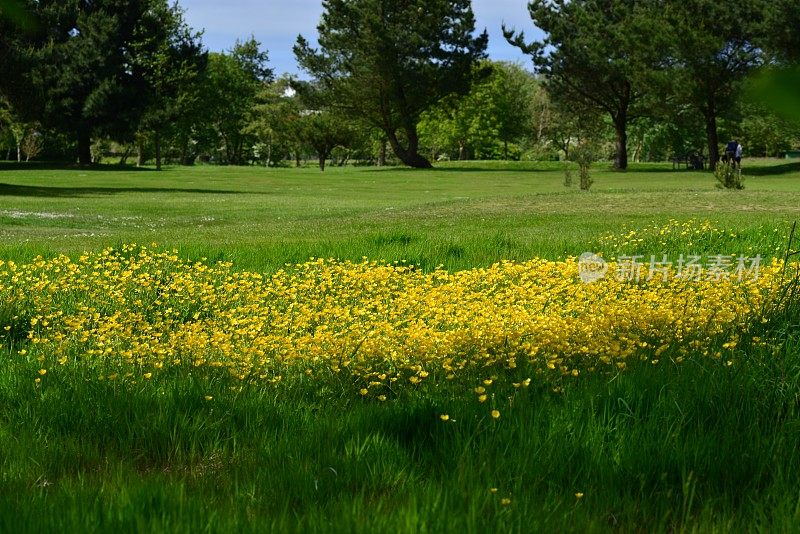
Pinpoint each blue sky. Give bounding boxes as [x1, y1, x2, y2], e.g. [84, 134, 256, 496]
[179, 0, 542, 76]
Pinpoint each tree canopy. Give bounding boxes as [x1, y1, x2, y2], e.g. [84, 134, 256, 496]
[505, 0, 669, 170]
[295, 0, 488, 168]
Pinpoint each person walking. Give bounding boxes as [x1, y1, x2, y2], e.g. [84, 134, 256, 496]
[735, 141, 743, 169]
[724, 140, 737, 165]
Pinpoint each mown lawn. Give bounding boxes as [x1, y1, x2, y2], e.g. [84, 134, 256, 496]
[1, 160, 800, 533]
[1, 159, 799, 269]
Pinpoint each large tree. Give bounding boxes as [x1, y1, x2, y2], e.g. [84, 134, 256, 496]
[201, 38, 273, 165]
[663, 0, 765, 169]
[132, 1, 206, 170]
[27, 0, 200, 165]
[506, 0, 667, 170]
[294, 0, 488, 169]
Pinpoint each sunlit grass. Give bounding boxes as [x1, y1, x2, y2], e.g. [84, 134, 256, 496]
[1, 161, 800, 532]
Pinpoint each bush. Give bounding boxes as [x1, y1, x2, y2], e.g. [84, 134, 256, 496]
[570, 141, 596, 191]
[715, 161, 744, 190]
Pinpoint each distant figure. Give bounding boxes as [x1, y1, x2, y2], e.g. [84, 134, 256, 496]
[735, 141, 743, 169]
[724, 140, 738, 165]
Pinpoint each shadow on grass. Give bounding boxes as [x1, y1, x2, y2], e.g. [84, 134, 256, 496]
[0, 162, 156, 172]
[0, 183, 247, 198]
[366, 166, 555, 174]
[744, 162, 800, 176]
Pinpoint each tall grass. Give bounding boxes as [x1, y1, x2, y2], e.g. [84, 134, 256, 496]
[1, 321, 799, 532]
[2, 162, 800, 531]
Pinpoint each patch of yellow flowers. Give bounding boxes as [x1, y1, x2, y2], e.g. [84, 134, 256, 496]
[0, 243, 786, 400]
[599, 219, 787, 258]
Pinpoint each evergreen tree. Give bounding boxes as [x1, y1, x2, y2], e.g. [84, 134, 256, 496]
[295, 0, 488, 169]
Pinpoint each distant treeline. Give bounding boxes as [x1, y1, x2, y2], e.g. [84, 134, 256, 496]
[0, 0, 798, 170]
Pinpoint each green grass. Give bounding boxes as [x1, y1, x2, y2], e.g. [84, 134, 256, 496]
[1, 159, 799, 270]
[2, 159, 800, 532]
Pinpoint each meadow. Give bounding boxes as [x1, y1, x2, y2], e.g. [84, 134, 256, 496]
[1, 160, 800, 532]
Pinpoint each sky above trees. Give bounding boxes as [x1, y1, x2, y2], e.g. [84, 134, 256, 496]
[179, 0, 537, 74]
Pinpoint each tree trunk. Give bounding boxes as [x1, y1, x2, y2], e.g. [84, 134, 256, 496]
[378, 139, 387, 166]
[318, 148, 327, 172]
[504, 140, 509, 160]
[386, 127, 433, 169]
[77, 127, 92, 165]
[155, 132, 162, 171]
[16, 142, 21, 163]
[295, 150, 301, 167]
[118, 146, 132, 166]
[705, 112, 719, 171]
[137, 139, 145, 167]
[613, 117, 628, 170]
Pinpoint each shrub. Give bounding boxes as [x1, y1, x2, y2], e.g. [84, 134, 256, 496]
[715, 160, 744, 190]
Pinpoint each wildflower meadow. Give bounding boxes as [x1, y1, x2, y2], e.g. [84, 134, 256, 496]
[1, 161, 800, 532]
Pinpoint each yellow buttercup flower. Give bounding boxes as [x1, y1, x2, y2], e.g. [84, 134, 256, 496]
[0, 237, 789, 417]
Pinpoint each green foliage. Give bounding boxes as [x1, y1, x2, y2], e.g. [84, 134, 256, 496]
[738, 103, 800, 157]
[506, 0, 668, 170]
[131, 1, 205, 170]
[294, 109, 357, 172]
[200, 39, 273, 165]
[714, 160, 744, 190]
[562, 165, 573, 187]
[571, 142, 597, 191]
[760, 0, 800, 62]
[19, 0, 207, 165]
[747, 67, 800, 126]
[295, 0, 487, 168]
[247, 77, 302, 167]
[419, 61, 539, 161]
[663, 0, 766, 170]
[0, 0, 35, 29]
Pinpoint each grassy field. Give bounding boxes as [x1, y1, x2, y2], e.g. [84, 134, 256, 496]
[2, 160, 800, 533]
[2, 160, 800, 269]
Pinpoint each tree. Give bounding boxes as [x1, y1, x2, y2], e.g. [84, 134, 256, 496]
[663, 0, 765, 170]
[295, 0, 488, 169]
[295, 110, 356, 171]
[418, 61, 539, 161]
[132, 1, 206, 170]
[738, 104, 800, 157]
[290, 81, 356, 171]
[30, 1, 145, 163]
[202, 38, 273, 165]
[492, 62, 539, 159]
[418, 67, 500, 161]
[506, 0, 667, 170]
[246, 76, 302, 167]
[26, 0, 204, 165]
[0, 97, 24, 161]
